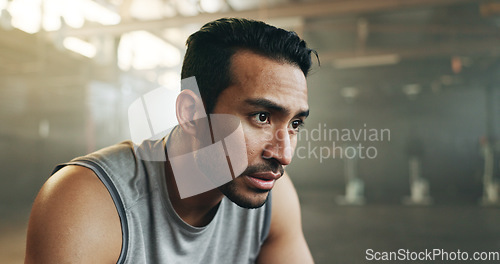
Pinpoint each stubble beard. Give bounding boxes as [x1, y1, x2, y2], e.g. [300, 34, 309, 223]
[218, 161, 284, 209]
[193, 144, 283, 209]
[218, 178, 270, 209]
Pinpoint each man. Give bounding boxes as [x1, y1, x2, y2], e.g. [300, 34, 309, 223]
[25, 18, 315, 263]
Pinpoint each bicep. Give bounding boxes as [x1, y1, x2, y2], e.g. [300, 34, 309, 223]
[256, 172, 314, 264]
[25, 165, 121, 264]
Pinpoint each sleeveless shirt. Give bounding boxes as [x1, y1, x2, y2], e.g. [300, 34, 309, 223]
[52, 136, 272, 264]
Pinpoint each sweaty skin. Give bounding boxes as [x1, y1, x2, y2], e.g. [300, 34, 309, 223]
[25, 50, 314, 264]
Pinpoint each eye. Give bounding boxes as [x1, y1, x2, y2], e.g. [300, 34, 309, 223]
[252, 112, 270, 124]
[288, 120, 304, 132]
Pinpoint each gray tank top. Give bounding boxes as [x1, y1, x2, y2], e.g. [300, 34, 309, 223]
[52, 136, 272, 264]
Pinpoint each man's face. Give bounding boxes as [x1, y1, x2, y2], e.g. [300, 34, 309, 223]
[211, 50, 309, 208]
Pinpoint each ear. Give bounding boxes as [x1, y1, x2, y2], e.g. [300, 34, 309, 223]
[176, 89, 207, 136]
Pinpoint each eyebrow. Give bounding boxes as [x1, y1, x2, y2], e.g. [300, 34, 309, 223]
[244, 98, 309, 118]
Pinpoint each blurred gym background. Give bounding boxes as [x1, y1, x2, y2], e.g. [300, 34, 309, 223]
[1, 0, 500, 263]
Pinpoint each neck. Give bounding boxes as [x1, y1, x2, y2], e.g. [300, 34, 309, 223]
[164, 127, 224, 227]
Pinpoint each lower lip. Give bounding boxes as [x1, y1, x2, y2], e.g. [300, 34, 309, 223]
[245, 176, 275, 190]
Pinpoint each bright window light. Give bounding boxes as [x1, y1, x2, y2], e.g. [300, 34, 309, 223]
[226, 0, 258, 11]
[44, 0, 120, 31]
[0, 0, 7, 10]
[130, 0, 164, 20]
[8, 0, 41, 34]
[158, 71, 181, 91]
[176, 0, 198, 16]
[118, 31, 181, 71]
[82, 0, 120, 25]
[43, 0, 63, 31]
[62, 0, 85, 28]
[63, 37, 97, 58]
[200, 0, 223, 13]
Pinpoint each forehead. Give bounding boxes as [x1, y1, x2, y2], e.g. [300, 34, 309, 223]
[216, 50, 308, 112]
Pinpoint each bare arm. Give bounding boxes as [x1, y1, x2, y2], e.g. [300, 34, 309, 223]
[256, 172, 314, 264]
[25, 165, 122, 264]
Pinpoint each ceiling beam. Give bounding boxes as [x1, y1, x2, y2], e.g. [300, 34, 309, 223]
[119, 0, 134, 21]
[0, 74, 89, 89]
[305, 23, 500, 36]
[319, 37, 500, 62]
[54, 0, 488, 37]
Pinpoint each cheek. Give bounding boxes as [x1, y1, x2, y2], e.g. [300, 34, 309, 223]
[244, 134, 263, 160]
[290, 137, 299, 159]
[290, 135, 298, 149]
[242, 129, 270, 160]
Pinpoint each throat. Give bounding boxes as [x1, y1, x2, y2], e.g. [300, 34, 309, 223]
[175, 200, 222, 227]
[163, 129, 225, 227]
[164, 161, 224, 227]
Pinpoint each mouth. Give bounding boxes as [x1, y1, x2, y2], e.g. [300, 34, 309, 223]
[244, 171, 281, 190]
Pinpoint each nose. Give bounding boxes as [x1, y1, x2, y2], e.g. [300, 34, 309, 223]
[262, 128, 292, 166]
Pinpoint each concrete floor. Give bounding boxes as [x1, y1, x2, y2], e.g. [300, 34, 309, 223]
[301, 190, 500, 264]
[3, 188, 500, 263]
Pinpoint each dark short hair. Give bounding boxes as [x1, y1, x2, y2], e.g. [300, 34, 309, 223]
[181, 17, 316, 114]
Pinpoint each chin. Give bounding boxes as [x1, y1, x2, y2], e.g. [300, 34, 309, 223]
[218, 179, 270, 209]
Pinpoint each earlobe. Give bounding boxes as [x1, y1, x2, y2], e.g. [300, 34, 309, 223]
[176, 89, 206, 136]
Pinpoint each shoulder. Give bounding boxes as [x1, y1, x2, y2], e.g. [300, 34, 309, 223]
[269, 172, 302, 239]
[256, 171, 314, 263]
[25, 165, 122, 264]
